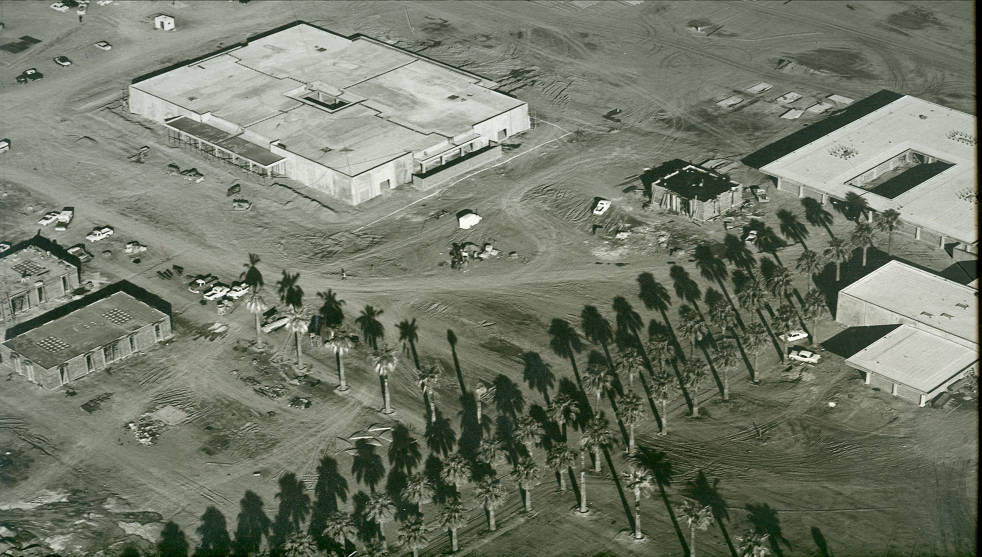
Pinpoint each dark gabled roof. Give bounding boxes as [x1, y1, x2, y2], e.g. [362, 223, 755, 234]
[741, 89, 905, 169]
[642, 159, 739, 202]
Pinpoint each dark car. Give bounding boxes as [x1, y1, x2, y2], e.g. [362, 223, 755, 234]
[16, 68, 44, 83]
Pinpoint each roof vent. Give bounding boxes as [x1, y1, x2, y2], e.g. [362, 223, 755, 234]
[946, 130, 977, 146]
[956, 302, 969, 309]
[919, 311, 933, 317]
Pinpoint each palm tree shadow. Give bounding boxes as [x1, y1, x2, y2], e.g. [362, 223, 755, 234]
[601, 446, 634, 528]
[811, 526, 833, 557]
[457, 392, 483, 462]
[634, 445, 689, 556]
[684, 470, 738, 557]
[634, 365, 663, 431]
[700, 344, 725, 397]
[746, 502, 792, 557]
[447, 329, 465, 395]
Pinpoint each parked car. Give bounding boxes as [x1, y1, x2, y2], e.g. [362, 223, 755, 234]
[67, 244, 93, 263]
[743, 230, 758, 244]
[16, 68, 44, 84]
[124, 241, 147, 255]
[203, 284, 230, 301]
[188, 275, 217, 294]
[85, 226, 114, 242]
[788, 349, 821, 364]
[226, 282, 250, 300]
[53, 56, 72, 67]
[50, 2, 70, 12]
[38, 211, 61, 226]
[780, 330, 809, 343]
[94, 41, 112, 51]
[0, 242, 10, 254]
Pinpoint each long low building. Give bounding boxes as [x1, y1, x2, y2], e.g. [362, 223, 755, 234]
[744, 91, 977, 257]
[129, 21, 530, 205]
[1, 281, 172, 389]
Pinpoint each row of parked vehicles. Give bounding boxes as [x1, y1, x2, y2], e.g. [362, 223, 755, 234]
[187, 275, 251, 302]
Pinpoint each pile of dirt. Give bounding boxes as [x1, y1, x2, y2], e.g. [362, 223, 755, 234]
[125, 415, 165, 446]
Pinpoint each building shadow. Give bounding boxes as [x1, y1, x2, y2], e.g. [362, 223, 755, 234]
[821, 324, 900, 358]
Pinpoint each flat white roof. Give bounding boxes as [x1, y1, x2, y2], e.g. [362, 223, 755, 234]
[840, 260, 978, 345]
[760, 95, 977, 244]
[846, 325, 978, 393]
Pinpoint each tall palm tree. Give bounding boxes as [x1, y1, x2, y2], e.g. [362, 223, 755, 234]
[623, 466, 654, 540]
[843, 191, 870, 222]
[397, 515, 428, 557]
[513, 457, 541, 512]
[245, 292, 267, 348]
[677, 305, 709, 358]
[241, 253, 264, 290]
[772, 305, 797, 361]
[372, 345, 399, 414]
[801, 197, 834, 237]
[677, 498, 714, 557]
[280, 533, 319, 557]
[707, 296, 737, 340]
[322, 511, 356, 553]
[764, 263, 794, 306]
[851, 221, 875, 267]
[875, 208, 901, 257]
[776, 209, 809, 249]
[670, 265, 703, 315]
[327, 332, 353, 391]
[794, 249, 824, 280]
[631, 445, 689, 556]
[584, 360, 614, 409]
[514, 415, 544, 459]
[714, 338, 738, 402]
[316, 289, 345, 340]
[440, 453, 471, 495]
[615, 349, 644, 389]
[287, 306, 308, 368]
[416, 363, 442, 423]
[401, 473, 434, 514]
[580, 415, 613, 473]
[397, 319, 421, 369]
[356, 306, 385, 350]
[276, 270, 303, 309]
[682, 358, 708, 417]
[547, 393, 580, 441]
[365, 492, 394, 544]
[546, 445, 577, 492]
[650, 365, 676, 435]
[800, 289, 828, 345]
[736, 278, 768, 325]
[742, 322, 768, 383]
[576, 440, 590, 513]
[548, 318, 584, 384]
[581, 304, 615, 368]
[737, 531, 772, 557]
[475, 476, 506, 531]
[723, 234, 756, 272]
[823, 237, 852, 282]
[616, 391, 644, 453]
[438, 497, 466, 553]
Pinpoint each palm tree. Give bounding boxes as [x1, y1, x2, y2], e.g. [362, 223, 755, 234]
[851, 221, 875, 267]
[764, 263, 794, 306]
[438, 497, 466, 553]
[824, 237, 852, 282]
[677, 304, 710, 357]
[616, 391, 644, 453]
[670, 265, 703, 314]
[623, 466, 654, 540]
[794, 249, 824, 281]
[682, 358, 708, 417]
[440, 453, 471, 495]
[650, 365, 676, 435]
[401, 473, 434, 514]
[475, 476, 506, 531]
[801, 197, 834, 237]
[397, 516, 428, 557]
[737, 531, 772, 557]
[772, 305, 797, 361]
[800, 289, 828, 344]
[631, 445, 688, 556]
[276, 271, 303, 309]
[875, 208, 901, 257]
[245, 292, 267, 348]
[684, 470, 737, 557]
[843, 191, 870, 222]
[241, 253, 264, 290]
[707, 296, 737, 340]
[548, 318, 584, 383]
[322, 511, 356, 553]
[356, 305, 386, 351]
[514, 415, 544, 459]
[584, 360, 614, 409]
[513, 457, 541, 512]
[547, 393, 580, 441]
[397, 319, 421, 369]
[416, 363, 442, 423]
[615, 349, 644, 389]
[736, 278, 768, 325]
[580, 415, 613, 473]
[546, 445, 577, 492]
[677, 498, 714, 557]
[776, 209, 809, 249]
[327, 333, 353, 391]
[316, 289, 345, 339]
[714, 338, 738, 402]
[478, 437, 501, 468]
[581, 304, 616, 368]
[742, 322, 768, 383]
[365, 493, 394, 544]
[723, 234, 756, 272]
[576, 441, 590, 513]
[372, 345, 399, 414]
[287, 306, 308, 368]
[280, 533, 319, 557]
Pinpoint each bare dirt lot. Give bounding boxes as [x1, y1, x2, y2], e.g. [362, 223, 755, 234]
[0, 1, 976, 556]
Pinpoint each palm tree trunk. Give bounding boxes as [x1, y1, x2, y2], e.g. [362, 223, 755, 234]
[634, 495, 642, 539]
[295, 331, 303, 366]
[559, 469, 567, 491]
[336, 352, 348, 390]
[887, 231, 894, 257]
[835, 262, 841, 282]
[659, 400, 668, 435]
[659, 482, 690, 555]
[413, 548, 419, 557]
[812, 317, 819, 346]
[691, 526, 697, 557]
[722, 367, 730, 401]
[593, 449, 601, 473]
[628, 423, 635, 453]
[579, 454, 588, 512]
[525, 487, 532, 512]
[382, 377, 393, 414]
[451, 528, 458, 552]
[254, 312, 262, 347]
[488, 506, 496, 531]
[862, 246, 868, 267]
[752, 350, 760, 383]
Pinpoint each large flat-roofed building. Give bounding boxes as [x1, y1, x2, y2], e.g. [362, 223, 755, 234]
[1, 281, 172, 390]
[129, 22, 530, 205]
[1, 235, 81, 326]
[744, 91, 977, 257]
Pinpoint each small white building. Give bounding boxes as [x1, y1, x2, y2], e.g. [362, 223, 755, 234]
[154, 14, 175, 31]
[457, 211, 482, 230]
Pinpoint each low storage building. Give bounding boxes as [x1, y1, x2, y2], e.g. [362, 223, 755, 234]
[641, 159, 743, 221]
[1, 281, 172, 389]
[0, 234, 81, 326]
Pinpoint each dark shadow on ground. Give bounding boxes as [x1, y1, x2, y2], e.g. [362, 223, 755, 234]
[821, 324, 900, 358]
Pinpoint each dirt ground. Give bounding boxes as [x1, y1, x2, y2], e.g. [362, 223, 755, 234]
[0, 1, 976, 556]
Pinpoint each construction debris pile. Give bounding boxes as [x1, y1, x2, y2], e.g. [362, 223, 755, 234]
[126, 414, 166, 446]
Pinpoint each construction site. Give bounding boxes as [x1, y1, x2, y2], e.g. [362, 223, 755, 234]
[0, 2, 976, 556]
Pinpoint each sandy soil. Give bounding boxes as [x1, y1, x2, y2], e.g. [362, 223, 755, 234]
[0, 1, 976, 556]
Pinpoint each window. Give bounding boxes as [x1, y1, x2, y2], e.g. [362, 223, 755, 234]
[129, 335, 137, 352]
[103, 342, 118, 364]
[85, 353, 94, 372]
[154, 323, 163, 341]
[379, 179, 391, 190]
[496, 128, 508, 141]
[10, 294, 27, 315]
[25, 362, 34, 382]
[13, 354, 22, 373]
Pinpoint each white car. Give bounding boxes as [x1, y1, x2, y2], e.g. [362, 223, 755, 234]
[0, 242, 10, 254]
[50, 2, 70, 12]
[124, 241, 147, 255]
[226, 283, 250, 300]
[53, 56, 72, 67]
[780, 330, 809, 343]
[203, 284, 230, 301]
[789, 349, 821, 364]
[261, 316, 290, 334]
[38, 211, 61, 226]
[592, 198, 611, 216]
[85, 226, 114, 242]
[188, 275, 216, 294]
[94, 41, 112, 51]
[744, 230, 758, 244]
